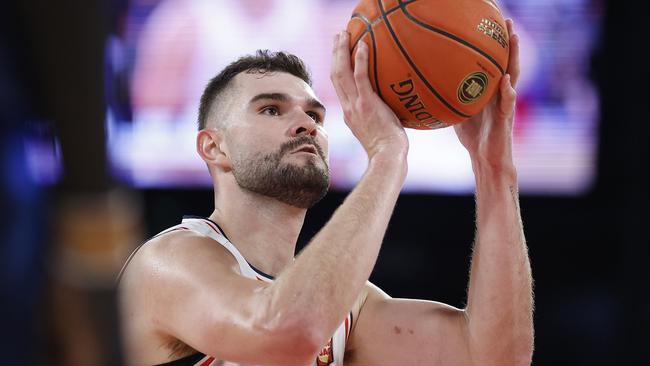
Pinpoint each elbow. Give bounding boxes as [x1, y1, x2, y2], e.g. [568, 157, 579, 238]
[279, 323, 324, 365]
[511, 353, 533, 366]
[497, 336, 534, 366]
[257, 319, 324, 366]
[195, 297, 323, 365]
[479, 350, 533, 366]
[514, 336, 534, 366]
[511, 324, 535, 366]
[198, 315, 322, 366]
[469, 330, 534, 366]
[251, 303, 326, 366]
[253, 289, 330, 365]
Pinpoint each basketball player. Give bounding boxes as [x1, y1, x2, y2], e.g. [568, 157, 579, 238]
[119, 19, 533, 366]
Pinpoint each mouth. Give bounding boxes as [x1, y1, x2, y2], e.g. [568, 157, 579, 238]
[292, 144, 318, 156]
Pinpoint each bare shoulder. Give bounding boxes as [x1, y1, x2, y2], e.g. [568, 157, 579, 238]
[120, 229, 240, 289]
[345, 282, 386, 352]
[118, 229, 241, 364]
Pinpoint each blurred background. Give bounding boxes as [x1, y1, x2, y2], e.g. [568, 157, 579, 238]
[1, 0, 647, 365]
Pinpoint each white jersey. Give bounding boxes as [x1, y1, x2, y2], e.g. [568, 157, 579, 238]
[152, 216, 353, 366]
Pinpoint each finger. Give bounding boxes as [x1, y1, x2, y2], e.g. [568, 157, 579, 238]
[331, 32, 339, 59]
[330, 31, 358, 104]
[353, 41, 375, 97]
[330, 32, 349, 105]
[498, 74, 517, 117]
[338, 31, 359, 100]
[505, 19, 521, 88]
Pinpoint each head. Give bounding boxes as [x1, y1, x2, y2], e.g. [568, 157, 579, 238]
[197, 50, 330, 209]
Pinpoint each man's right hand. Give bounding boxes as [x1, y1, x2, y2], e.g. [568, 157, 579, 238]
[330, 31, 409, 161]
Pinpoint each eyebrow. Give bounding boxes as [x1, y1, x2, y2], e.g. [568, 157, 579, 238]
[249, 92, 326, 113]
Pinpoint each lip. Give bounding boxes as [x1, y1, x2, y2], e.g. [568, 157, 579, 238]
[291, 145, 318, 156]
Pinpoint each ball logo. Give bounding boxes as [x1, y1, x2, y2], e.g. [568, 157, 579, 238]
[458, 72, 488, 104]
[477, 18, 508, 49]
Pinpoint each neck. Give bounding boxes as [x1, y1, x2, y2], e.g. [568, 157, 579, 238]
[209, 185, 306, 278]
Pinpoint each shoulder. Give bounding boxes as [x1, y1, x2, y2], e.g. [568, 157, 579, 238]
[119, 229, 241, 293]
[343, 282, 386, 360]
[143, 229, 234, 261]
[364, 281, 390, 301]
[357, 281, 390, 312]
[118, 228, 245, 354]
[347, 281, 388, 336]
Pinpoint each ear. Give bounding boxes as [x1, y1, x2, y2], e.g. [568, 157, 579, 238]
[196, 129, 232, 172]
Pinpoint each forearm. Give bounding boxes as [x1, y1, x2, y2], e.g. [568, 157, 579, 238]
[465, 162, 533, 365]
[267, 151, 407, 343]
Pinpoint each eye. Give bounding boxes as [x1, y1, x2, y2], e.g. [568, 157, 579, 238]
[261, 106, 280, 116]
[307, 111, 323, 124]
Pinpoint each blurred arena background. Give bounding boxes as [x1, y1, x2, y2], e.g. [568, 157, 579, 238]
[1, 0, 648, 364]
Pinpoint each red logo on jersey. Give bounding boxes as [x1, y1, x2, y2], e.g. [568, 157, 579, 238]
[316, 338, 334, 366]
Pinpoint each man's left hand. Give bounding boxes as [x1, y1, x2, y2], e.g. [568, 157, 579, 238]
[454, 19, 520, 171]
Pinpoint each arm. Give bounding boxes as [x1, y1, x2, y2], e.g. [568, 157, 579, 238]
[261, 30, 409, 354]
[122, 31, 408, 366]
[462, 145, 533, 366]
[458, 20, 533, 366]
[344, 20, 533, 366]
[344, 282, 472, 366]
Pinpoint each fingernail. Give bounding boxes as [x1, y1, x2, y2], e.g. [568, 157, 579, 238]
[340, 30, 347, 39]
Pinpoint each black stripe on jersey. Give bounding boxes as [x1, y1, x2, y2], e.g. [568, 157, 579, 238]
[209, 219, 229, 240]
[249, 262, 276, 280]
[183, 215, 274, 280]
[153, 352, 205, 366]
[182, 215, 231, 240]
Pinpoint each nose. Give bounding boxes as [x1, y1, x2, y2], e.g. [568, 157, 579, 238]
[290, 111, 318, 138]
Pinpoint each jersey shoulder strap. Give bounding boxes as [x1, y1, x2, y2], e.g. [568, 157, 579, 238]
[179, 216, 272, 282]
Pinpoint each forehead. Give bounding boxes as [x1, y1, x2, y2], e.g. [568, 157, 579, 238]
[233, 71, 319, 102]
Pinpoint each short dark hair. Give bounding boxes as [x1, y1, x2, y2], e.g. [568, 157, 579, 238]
[197, 50, 312, 130]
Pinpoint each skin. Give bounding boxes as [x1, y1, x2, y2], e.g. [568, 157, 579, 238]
[119, 19, 532, 366]
[342, 20, 533, 366]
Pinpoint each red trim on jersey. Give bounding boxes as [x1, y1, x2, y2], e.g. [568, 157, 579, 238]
[201, 219, 222, 236]
[256, 275, 269, 282]
[345, 316, 350, 341]
[197, 356, 215, 366]
[165, 227, 190, 233]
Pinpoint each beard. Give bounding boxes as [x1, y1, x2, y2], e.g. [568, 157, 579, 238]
[231, 136, 330, 209]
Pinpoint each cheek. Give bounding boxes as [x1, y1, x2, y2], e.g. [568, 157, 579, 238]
[228, 127, 270, 156]
[241, 139, 284, 164]
[316, 127, 329, 156]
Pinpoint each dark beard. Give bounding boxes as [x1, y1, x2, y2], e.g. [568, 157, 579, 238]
[231, 136, 330, 208]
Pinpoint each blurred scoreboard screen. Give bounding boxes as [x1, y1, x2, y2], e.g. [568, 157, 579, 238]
[34, 0, 602, 194]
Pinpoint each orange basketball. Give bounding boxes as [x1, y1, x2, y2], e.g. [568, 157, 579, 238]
[347, 0, 510, 129]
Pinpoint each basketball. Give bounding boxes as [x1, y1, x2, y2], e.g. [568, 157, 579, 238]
[346, 0, 510, 129]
